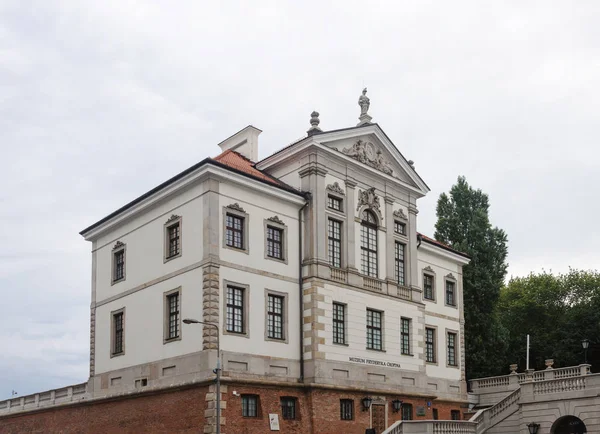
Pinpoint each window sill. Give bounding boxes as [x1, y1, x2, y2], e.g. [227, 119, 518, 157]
[366, 348, 386, 353]
[445, 304, 458, 309]
[110, 352, 124, 358]
[333, 342, 349, 347]
[164, 253, 182, 263]
[423, 298, 436, 303]
[111, 278, 126, 286]
[265, 337, 288, 344]
[401, 353, 415, 357]
[163, 336, 181, 344]
[425, 361, 438, 366]
[224, 330, 250, 339]
[223, 244, 249, 255]
[265, 255, 288, 265]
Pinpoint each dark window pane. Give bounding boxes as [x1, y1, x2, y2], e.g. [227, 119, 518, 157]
[226, 214, 244, 249]
[242, 395, 258, 417]
[328, 196, 342, 211]
[360, 211, 378, 277]
[401, 318, 411, 355]
[402, 404, 413, 421]
[447, 332, 457, 366]
[113, 312, 124, 354]
[267, 295, 284, 340]
[340, 399, 353, 420]
[426, 328, 436, 363]
[167, 223, 180, 258]
[394, 221, 406, 235]
[114, 250, 125, 281]
[446, 281, 456, 306]
[267, 226, 284, 259]
[328, 219, 342, 268]
[366, 309, 382, 350]
[281, 397, 296, 420]
[333, 303, 346, 344]
[166, 292, 179, 339]
[423, 274, 434, 300]
[395, 242, 405, 285]
[226, 286, 244, 334]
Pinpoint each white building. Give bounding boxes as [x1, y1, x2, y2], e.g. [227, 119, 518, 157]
[75, 92, 470, 433]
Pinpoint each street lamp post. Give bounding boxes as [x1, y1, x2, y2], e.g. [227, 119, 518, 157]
[582, 339, 590, 364]
[183, 318, 220, 434]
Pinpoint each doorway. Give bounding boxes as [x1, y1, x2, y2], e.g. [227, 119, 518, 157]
[371, 404, 386, 434]
[551, 415, 587, 434]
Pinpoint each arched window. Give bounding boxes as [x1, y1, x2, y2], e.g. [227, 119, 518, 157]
[360, 209, 378, 277]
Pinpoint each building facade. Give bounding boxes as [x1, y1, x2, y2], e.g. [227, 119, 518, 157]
[1, 93, 471, 434]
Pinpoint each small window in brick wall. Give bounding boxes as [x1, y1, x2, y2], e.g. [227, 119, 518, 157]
[340, 399, 353, 420]
[451, 410, 461, 420]
[281, 397, 297, 420]
[242, 395, 258, 417]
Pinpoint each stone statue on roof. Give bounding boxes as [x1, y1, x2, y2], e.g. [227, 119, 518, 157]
[358, 88, 370, 115]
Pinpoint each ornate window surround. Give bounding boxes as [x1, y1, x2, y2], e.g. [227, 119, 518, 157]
[222, 280, 250, 339]
[263, 216, 288, 264]
[164, 214, 182, 263]
[444, 273, 458, 308]
[163, 287, 182, 344]
[223, 203, 249, 255]
[111, 241, 126, 285]
[422, 266, 436, 303]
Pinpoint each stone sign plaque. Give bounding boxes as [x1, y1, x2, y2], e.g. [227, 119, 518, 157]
[269, 413, 280, 431]
[416, 406, 426, 416]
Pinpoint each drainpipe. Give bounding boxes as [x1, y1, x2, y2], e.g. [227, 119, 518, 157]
[298, 193, 311, 382]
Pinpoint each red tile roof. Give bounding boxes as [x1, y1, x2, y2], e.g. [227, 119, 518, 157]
[213, 149, 283, 186]
[418, 233, 470, 259]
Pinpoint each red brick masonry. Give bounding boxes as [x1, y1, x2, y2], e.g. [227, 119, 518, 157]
[0, 383, 464, 434]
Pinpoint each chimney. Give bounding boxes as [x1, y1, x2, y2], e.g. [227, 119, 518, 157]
[216, 125, 262, 162]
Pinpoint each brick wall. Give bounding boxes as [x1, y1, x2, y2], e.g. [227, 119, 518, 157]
[0, 385, 208, 434]
[0, 382, 464, 434]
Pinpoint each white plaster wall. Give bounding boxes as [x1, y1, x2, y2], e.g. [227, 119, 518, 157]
[219, 182, 300, 276]
[320, 282, 421, 372]
[94, 267, 204, 374]
[417, 248, 462, 320]
[94, 182, 205, 303]
[423, 314, 462, 381]
[219, 265, 300, 359]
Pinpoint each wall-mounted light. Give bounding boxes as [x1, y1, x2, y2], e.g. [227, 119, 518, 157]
[391, 399, 403, 413]
[361, 396, 373, 411]
[582, 339, 590, 364]
[527, 422, 540, 434]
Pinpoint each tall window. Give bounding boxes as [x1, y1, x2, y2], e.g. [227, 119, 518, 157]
[267, 294, 284, 340]
[328, 219, 342, 268]
[113, 249, 125, 282]
[226, 286, 244, 334]
[280, 397, 297, 420]
[446, 280, 456, 306]
[166, 222, 180, 258]
[113, 311, 124, 355]
[394, 220, 406, 235]
[266, 226, 283, 260]
[340, 399, 353, 420]
[333, 303, 346, 345]
[328, 195, 342, 211]
[166, 292, 180, 340]
[242, 395, 258, 417]
[366, 309, 383, 350]
[401, 318, 411, 355]
[426, 327, 436, 363]
[451, 410, 461, 420]
[423, 274, 434, 300]
[395, 242, 405, 285]
[447, 332, 457, 366]
[360, 210, 378, 277]
[402, 403, 413, 421]
[225, 213, 244, 249]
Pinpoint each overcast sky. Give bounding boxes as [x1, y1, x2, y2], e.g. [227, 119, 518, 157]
[1, 1, 599, 399]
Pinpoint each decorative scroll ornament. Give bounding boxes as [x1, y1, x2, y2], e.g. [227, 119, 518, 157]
[112, 241, 125, 250]
[424, 266, 435, 273]
[166, 214, 180, 223]
[226, 203, 246, 213]
[393, 209, 408, 220]
[445, 273, 456, 280]
[356, 187, 381, 212]
[326, 182, 345, 196]
[342, 140, 393, 176]
[267, 216, 285, 225]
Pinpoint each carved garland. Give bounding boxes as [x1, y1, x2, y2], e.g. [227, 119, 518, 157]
[356, 187, 381, 213]
[226, 203, 246, 213]
[326, 182, 345, 196]
[267, 216, 285, 226]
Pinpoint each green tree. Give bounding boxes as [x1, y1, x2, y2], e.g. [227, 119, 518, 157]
[434, 176, 509, 379]
[498, 269, 600, 371]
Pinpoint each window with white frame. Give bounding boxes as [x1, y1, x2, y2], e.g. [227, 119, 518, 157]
[267, 294, 284, 340]
[446, 280, 456, 306]
[401, 318, 411, 355]
[225, 213, 245, 249]
[328, 219, 342, 268]
[425, 327, 436, 363]
[395, 242, 406, 285]
[111, 309, 124, 356]
[423, 273, 435, 300]
[394, 220, 406, 235]
[360, 210, 378, 277]
[333, 302, 346, 345]
[366, 309, 383, 350]
[328, 195, 342, 211]
[165, 218, 181, 260]
[447, 332, 458, 366]
[266, 226, 284, 260]
[165, 291, 180, 341]
[226, 285, 245, 334]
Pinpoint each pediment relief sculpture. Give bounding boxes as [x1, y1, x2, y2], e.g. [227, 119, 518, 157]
[326, 182, 345, 196]
[445, 273, 456, 280]
[357, 187, 381, 213]
[166, 214, 180, 223]
[423, 266, 435, 274]
[112, 241, 125, 250]
[341, 140, 393, 176]
[393, 209, 408, 220]
[226, 203, 246, 213]
[267, 215, 285, 225]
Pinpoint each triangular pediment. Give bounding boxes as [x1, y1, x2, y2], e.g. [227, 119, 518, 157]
[315, 125, 429, 194]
